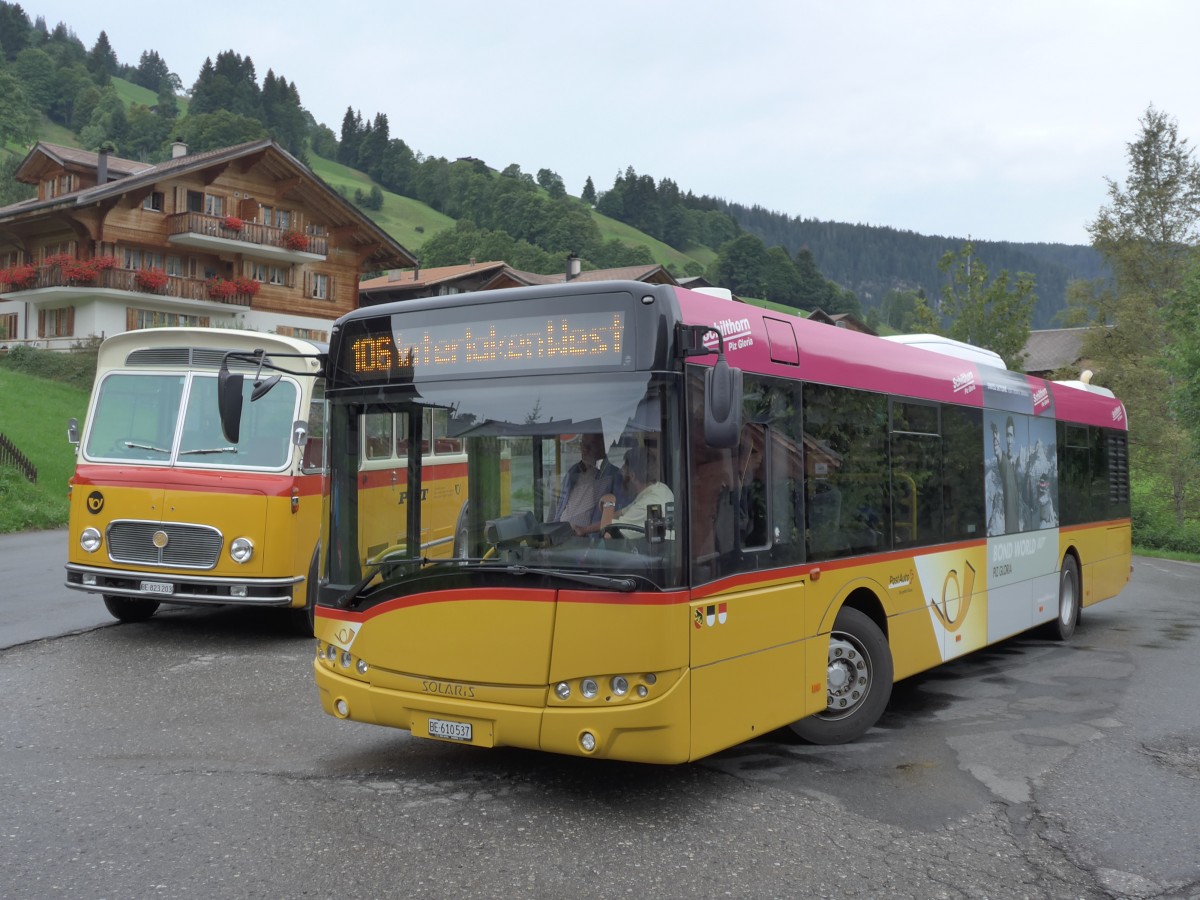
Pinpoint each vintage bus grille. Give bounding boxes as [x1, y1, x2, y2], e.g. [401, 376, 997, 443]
[106, 521, 223, 569]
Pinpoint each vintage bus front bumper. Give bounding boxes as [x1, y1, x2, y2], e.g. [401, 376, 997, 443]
[312, 658, 694, 764]
[65, 563, 304, 607]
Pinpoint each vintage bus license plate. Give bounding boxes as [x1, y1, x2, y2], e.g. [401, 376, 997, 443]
[427, 717, 472, 742]
[139, 580, 175, 595]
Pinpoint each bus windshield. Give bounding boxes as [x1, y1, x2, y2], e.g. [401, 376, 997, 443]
[326, 371, 685, 601]
[83, 371, 300, 469]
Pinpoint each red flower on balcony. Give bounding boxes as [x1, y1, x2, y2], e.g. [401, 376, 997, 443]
[282, 230, 309, 251]
[0, 264, 38, 289]
[207, 277, 238, 300]
[222, 216, 245, 232]
[135, 268, 169, 293]
[233, 276, 261, 297]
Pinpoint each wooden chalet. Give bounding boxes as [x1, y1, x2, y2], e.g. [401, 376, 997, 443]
[359, 256, 678, 307]
[0, 139, 415, 348]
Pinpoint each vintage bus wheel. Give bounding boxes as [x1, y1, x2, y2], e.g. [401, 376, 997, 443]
[1045, 555, 1080, 641]
[789, 606, 893, 745]
[102, 594, 159, 623]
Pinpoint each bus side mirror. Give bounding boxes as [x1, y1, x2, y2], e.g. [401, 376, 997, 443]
[67, 417, 79, 445]
[217, 363, 244, 444]
[704, 358, 742, 448]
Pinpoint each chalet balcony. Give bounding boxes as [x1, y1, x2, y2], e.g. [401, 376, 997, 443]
[0, 262, 257, 307]
[166, 212, 328, 262]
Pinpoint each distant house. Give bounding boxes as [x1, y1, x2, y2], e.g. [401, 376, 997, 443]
[1022, 327, 1091, 377]
[360, 256, 678, 306]
[359, 260, 509, 306]
[0, 139, 415, 348]
[807, 308, 877, 336]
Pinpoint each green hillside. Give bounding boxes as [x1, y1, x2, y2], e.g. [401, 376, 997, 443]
[0, 366, 91, 533]
[306, 155, 453, 253]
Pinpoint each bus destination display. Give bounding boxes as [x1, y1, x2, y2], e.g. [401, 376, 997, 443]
[342, 309, 627, 381]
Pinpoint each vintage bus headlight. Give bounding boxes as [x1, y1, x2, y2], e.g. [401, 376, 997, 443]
[580, 678, 599, 699]
[80, 527, 102, 553]
[229, 537, 254, 564]
[610, 676, 629, 697]
[555, 682, 571, 700]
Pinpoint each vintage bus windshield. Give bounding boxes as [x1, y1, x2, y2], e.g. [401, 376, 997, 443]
[84, 371, 300, 469]
[326, 371, 685, 599]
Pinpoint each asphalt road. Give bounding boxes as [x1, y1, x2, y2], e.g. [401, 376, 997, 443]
[1, 535, 1197, 899]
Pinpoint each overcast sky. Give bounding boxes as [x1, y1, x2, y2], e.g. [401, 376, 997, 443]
[34, 0, 1200, 246]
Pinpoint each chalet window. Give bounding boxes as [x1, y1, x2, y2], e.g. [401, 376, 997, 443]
[123, 248, 142, 270]
[39, 307, 75, 338]
[204, 194, 224, 216]
[311, 273, 329, 300]
[250, 262, 267, 283]
[276, 209, 290, 229]
[268, 265, 287, 286]
[1, 313, 18, 341]
[143, 191, 165, 212]
[187, 190, 204, 213]
[130, 308, 210, 329]
[165, 256, 184, 278]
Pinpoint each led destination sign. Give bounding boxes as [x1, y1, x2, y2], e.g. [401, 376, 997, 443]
[341, 309, 628, 381]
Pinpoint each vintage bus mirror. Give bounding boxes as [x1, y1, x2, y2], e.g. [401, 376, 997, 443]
[704, 356, 742, 448]
[67, 417, 79, 445]
[217, 362, 244, 445]
[251, 374, 281, 401]
[291, 420, 309, 447]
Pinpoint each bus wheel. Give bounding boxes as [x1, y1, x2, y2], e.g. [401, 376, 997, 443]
[102, 594, 159, 623]
[789, 606, 893, 745]
[1045, 555, 1080, 642]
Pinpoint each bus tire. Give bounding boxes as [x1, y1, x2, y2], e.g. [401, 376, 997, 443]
[102, 594, 159, 623]
[789, 606, 893, 745]
[287, 552, 320, 637]
[1045, 555, 1080, 642]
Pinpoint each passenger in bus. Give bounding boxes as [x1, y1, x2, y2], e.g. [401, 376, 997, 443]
[597, 444, 674, 534]
[555, 433, 623, 535]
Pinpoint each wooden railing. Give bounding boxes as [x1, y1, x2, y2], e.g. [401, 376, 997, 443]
[17, 265, 255, 307]
[166, 212, 328, 256]
[0, 433, 37, 483]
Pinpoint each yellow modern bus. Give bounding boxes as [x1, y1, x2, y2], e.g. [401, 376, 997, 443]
[259, 281, 1130, 762]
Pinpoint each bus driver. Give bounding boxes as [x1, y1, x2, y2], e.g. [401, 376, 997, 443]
[596, 444, 674, 535]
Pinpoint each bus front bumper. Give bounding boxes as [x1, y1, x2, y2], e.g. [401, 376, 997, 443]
[314, 661, 694, 764]
[65, 563, 303, 607]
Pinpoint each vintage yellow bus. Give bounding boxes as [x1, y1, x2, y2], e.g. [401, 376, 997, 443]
[275, 281, 1131, 762]
[64, 328, 327, 630]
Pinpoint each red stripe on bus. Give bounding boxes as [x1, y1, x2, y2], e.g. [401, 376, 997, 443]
[71, 464, 323, 497]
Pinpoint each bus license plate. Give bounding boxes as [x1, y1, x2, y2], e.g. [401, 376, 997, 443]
[428, 717, 472, 742]
[139, 580, 175, 595]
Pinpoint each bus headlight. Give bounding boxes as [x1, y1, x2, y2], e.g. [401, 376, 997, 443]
[580, 678, 599, 700]
[229, 537, 254, 564]
[80, 527, 102, 553]
[610, 675, 629, 696]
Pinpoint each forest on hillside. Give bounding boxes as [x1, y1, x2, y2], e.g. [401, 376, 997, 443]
[0, 1, 1102, 330]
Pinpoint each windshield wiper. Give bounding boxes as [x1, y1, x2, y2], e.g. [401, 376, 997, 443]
[471, 562, 637, 592]
[180, 446, 239, 455]
[332, 553, 426, 609]
[124, 441, 169, 453]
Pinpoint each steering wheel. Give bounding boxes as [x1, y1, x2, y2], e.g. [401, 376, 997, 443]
[603, 522, 645, 539]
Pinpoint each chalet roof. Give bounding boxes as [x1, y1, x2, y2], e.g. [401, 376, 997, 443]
[482, 263, 677, 290]
[0, 139, 416, 269]
[359, 260, 508, 294]
[1022, 327, 1089, 374]
[807, 308, 877, 335]
[17, 142, 151, 181]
